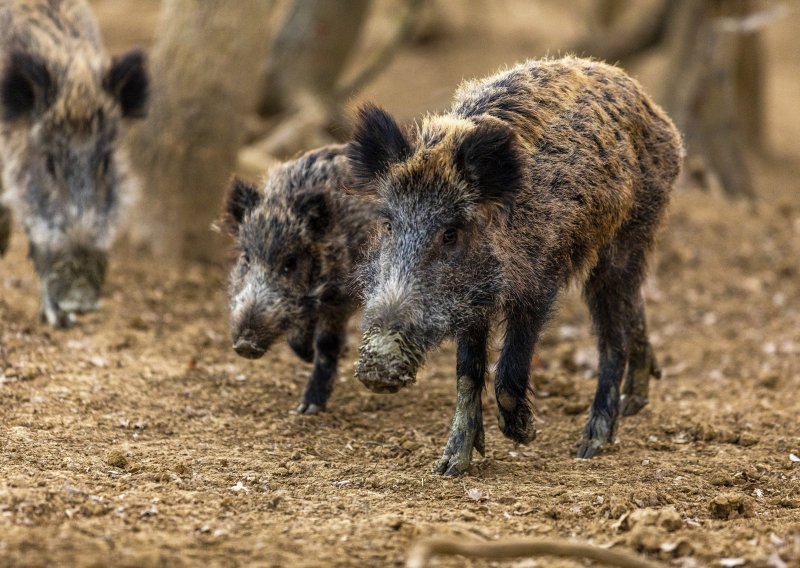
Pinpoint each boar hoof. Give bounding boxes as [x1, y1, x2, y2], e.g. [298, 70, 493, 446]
[41, 306, 75, 329]
[619, 394, 648, 416]
[295, 402, 324, 415]
[434, 415, 485, 476]
[577, 413, 616, 459]
[577, 438, 604, 459]
[497, 405, 537, 444]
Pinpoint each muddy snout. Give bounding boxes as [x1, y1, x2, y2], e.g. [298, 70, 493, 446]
[356, 328, 423, 393]
[41, 272, 104, 328]
[57, 278, 101, 314]
[231, 318, 281, 360]
[233, 340, 265, 359]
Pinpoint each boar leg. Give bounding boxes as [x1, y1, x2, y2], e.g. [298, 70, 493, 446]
[494, 307, 551, 446]
[619, 300, 660, 416]
[578, 248, 645, 458]
[435, 323, 489, 476]
[0, 204, 11, 256]
[296, 317, 345, 415]
[288, 319, 317, 363]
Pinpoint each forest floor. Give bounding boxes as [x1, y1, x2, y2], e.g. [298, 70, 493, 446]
[1, 1, 799, 567]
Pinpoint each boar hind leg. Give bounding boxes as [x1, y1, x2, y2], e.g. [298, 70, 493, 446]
[0, 204, 11, 256]
[435, 323, 489, 476]
[619, 300, 660, 416]
[296, 318, 345, 415]
[578, 246, 648, 458]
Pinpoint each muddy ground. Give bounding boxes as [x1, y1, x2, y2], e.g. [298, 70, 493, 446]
[1, 2, 799, 567]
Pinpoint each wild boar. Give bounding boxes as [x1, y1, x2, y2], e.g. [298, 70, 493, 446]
[225, 144, 377, 414]
[347, 57, 682, 474]
[0, 0, 148, 326]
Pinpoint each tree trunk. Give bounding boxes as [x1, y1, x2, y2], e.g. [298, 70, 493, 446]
[662, 0, 763, 198]
[247, 0, 424, 161]
[126, 0, 274, 263]
[256, 0, 371, 118]
[571, 0, 670, 65]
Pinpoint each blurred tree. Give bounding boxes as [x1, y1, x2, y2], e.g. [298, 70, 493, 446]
[573, 0, 672, 67]
[574, 0, 777, 198]
[127, 0, 275, 262]
[661, 0, 773, 198]
[246, 0, 424, 160]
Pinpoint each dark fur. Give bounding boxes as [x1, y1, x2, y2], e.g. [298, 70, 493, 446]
[0, 0, 148, 327]
[226, 144, 378, 414]
[348, 57, 682, 474]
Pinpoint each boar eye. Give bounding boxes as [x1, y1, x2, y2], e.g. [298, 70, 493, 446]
[283, 255, 297, 274]
[242, 251, 251, 266]
[442, 226, 458, 246]
[45, 154, 56, 177]
[383, 220, 392, 234]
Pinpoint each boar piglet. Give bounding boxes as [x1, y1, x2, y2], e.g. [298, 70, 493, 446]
[225, 145, 377, 414]
[0, 0, 148, 327]
[347, 57, 682, 475]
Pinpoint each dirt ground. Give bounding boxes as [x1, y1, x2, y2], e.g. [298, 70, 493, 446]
[2, 2, 800, 567]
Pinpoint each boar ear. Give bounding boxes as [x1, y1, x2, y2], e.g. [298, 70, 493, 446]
[455, 122, 523, 211]
[0, 51, 53, 121]
[225, 176, 261, 231]
[294, 190, 330, 235]
[346, 103, 411, 193]
[104, 49, 149, 119]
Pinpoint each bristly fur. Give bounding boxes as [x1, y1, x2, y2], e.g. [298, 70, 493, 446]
[348, 56, 683, 474]
[226, 144, 378, 414]
[0, 0, 149, 327]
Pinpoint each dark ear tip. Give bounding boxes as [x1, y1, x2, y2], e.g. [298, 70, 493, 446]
[224, 175, 261, 229]
[1, 50, 52, 121]
[228, 174, 254, 193]
[106, 48, 149, 119]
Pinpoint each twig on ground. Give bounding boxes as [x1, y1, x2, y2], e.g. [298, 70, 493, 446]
[406, 537, 663, 568]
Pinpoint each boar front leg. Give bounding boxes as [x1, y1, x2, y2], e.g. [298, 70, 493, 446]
[288, 318, 317, 363]
[0, 204, 11, 256]
[296, 315, 345, 415]
[435, 322, 489, 476]
[494, 304, 552, 446]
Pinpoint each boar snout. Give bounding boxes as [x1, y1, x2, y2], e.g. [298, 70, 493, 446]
[356, 326, 425, 393]
[57, 278, 101, 314]
[230, 317, 280, 359]
[232, 333, 267, 359]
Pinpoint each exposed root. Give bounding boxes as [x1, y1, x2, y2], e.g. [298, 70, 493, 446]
[406, 537, 662, 568]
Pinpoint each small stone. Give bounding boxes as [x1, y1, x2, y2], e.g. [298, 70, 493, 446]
[658, 506, 682, 532]
[737, 432, 759, 447]
[710, 472, 733, 487]
[709, 493, 754, 519]
[562, 400, 589, 415]
[106, 449, 128, 469]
